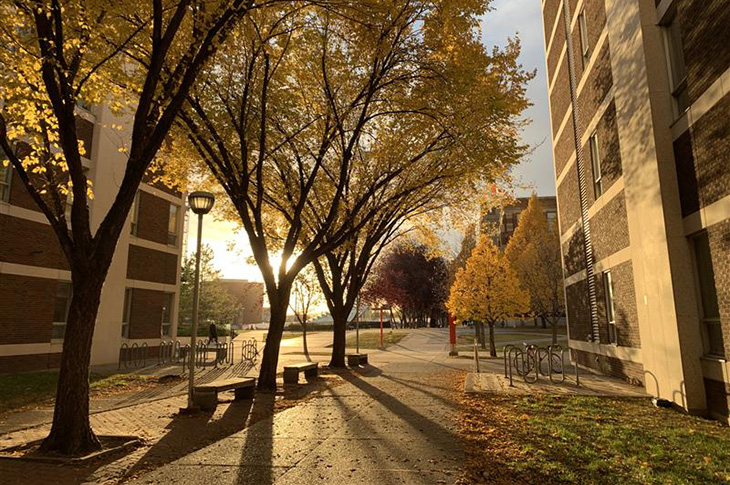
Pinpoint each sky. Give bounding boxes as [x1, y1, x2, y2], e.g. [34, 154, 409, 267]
[186, 0, 555, 282]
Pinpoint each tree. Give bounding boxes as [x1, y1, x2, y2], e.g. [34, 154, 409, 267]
[364, 242, 450, 328]
[505, 195, 565, 343]
[179, 245, 236, 332]
[448, 235, 528, 356]
[0, 0, 255, 454]
[175, 1, 531, 389]
[289, 267, 321, 358]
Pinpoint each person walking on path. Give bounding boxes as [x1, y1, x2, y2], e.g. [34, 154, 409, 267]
[208, 323, 218, 344]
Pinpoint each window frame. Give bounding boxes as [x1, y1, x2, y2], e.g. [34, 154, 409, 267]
[661, 7, 689, 118]
[690, 231, 723, 357]
[52, 281, 72, 341]
[122, 288, 133, 339]
[603, 270, 617, 345]
[0, 160, 11, 203]
[589, 131, 603, 198]
[167, 204, 179, 247]
[161, 292, 174, 338]
[578, 10, 589, 67]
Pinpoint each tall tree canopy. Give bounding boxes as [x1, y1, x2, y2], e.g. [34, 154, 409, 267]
[505, 195, 565, 343]
[448, 234, 528, 356]
[0, 0, 255, 454]
[173, 0, 532, 389]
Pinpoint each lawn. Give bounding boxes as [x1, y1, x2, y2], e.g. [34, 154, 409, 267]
[458, 391, 730, 484]
[346, 330, 408, 349]
[0, 372, 158, 414]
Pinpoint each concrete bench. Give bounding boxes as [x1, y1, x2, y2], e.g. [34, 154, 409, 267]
[283, 362, 319, 384]
[193, 377, 255, 411]
[347, 354, 368, 366]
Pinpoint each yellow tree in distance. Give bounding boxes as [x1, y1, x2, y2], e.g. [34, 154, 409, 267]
[448, 234, 528, 356]
[446, 235, 529, 357]
[505, 194, 565, 343]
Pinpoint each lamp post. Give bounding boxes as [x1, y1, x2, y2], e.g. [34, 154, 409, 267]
[184, 191, 215, 412]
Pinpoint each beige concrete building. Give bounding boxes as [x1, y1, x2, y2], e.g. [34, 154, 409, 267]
[0, 105, 184, 372]
[542, 0, 730, 421]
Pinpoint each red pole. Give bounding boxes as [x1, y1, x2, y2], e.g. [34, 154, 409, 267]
[379, 308, 384, 348]
[449, 313, 458, 356]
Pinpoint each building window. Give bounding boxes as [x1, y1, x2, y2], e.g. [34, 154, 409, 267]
[130, 191, 140, 236]
[603, 270, 617, 344]
[662, 9, 689, 117]
[52, 281, 72, 340]
[0, 160, 11, 203]
[589, 132, 603, 198]
[122, 288, 133, 339]
[167, 204, 179, 246]
[546, 211, 557, 229]
[162, 292, 174, 337]
[578, 10, 589, 67]
[692, 232, 723, 356]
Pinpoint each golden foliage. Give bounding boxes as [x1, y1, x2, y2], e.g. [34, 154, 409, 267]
[447, 234, 528, 323]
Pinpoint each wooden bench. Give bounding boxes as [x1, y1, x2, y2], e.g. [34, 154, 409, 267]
[283, 362, 319, 384]
[193, 377, 255, 411]
[347, 354, 368, 366]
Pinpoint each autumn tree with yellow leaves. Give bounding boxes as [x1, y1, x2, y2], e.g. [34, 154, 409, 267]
[175, 0, 532, 387]
[0, 0, 264, 455]
[505, 194, 565, 343]
[448, 235, 528, 357]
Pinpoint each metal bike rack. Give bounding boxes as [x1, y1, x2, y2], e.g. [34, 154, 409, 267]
[505, 343, 575, 386]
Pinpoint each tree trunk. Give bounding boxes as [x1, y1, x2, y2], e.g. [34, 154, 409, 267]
[474, 321, 481, 348]
[330, 307, 348, 368]
[478, 322, 487, 350]
[258, 298, 288, 391]
[551, 317, 558, 344]
[302, 320, 309, 359]
[40, 275, 104, 455]
[541, 315, 547, 329]
[488, 321, 497, 357]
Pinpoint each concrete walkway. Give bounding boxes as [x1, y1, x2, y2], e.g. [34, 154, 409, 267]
[126, 329, 472, 484]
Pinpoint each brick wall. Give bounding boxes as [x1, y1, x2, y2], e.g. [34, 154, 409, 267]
[707, 219, 730, 356]
[582, 101, 622, 205]
[557, 164, 581, 232]
[137, 191, 172, 245]
[688, 92, 730, 209]
[0, 353, 61, 374]
[679, 0, 730, 105]
[572, 347, 645, 385]
[546, 12, 566, 81]
[128, 288, 164, 339]
[705, 378, 730, 420]
[0, 215, 68, 270]
[550, 62, 572, 136]
[127, 245, 178, 285]
[562, 227, 586, 277]
[576, 41, 613, 136]
[566, 278, 592, 341]
[570, 0, 607, 83]
[543, 1, 562, 47]
[0, 274, 56, 344]
[594, 260, 641, 348]
[554, 118, 575, 177]
[590, 190, 630, 262]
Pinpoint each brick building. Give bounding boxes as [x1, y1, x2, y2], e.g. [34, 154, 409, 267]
[482, 195, 558, 248]
[0, 104, 184, 372]
[219, 279, 264, 328]
[542, 0, 730, 421]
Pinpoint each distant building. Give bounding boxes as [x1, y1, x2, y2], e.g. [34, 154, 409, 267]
[542, 0, 730, 421]
[220, 279, 264, 328]
[0, 105, 184, 372]
[482, 195, 557, 248]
